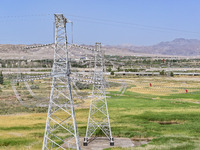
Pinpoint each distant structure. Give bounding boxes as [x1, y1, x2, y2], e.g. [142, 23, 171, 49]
[83, 43, 114, 146]
[42, 14, 81, 150]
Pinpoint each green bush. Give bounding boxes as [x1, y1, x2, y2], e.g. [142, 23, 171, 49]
[160, 70, 165, 75]
[125, 68, 138, 72]
[111, 71, 115, 75]
[0, 71, 3, 84]
[107, 67, 112, 72]
[75, 82, 89, 90]
[170, 71, 174, 77]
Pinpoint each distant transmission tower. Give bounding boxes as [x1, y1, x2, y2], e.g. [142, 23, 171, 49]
[83, 42, 114, 146]
[42, 14, 81, 150]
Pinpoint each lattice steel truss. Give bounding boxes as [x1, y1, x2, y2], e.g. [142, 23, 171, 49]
[84, 43, 114, 146]
[42, 14, 81, 150]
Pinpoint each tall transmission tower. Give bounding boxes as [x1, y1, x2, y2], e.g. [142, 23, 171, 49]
[42, 14, 81, 150]
[83, 42, 114, 146]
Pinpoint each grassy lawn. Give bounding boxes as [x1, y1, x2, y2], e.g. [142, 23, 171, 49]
[1, 76, 200, 149]
[106, 91, 200, 150]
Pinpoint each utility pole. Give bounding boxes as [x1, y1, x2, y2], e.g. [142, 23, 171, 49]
[42, 14, 81, 150]
[83, 42, 114, 146]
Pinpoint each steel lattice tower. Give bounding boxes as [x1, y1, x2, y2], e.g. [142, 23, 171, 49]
[42, 14, 81, 150]
[84, 43, 114, 146]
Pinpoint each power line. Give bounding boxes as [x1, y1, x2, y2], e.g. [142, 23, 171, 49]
[0, 14, 52, 19]
[0, 13, 199, 35]
[64, 14, 200, 35]
[70, 18, 186, 35]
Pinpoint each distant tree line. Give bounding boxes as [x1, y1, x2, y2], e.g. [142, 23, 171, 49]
[0, 59, 53, 68]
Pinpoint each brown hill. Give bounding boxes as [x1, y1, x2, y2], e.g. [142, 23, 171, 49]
[1, 38, 200, 59]
[118, 38, 200, 56]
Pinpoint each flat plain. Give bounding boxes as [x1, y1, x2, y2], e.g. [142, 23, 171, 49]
[1, 76, 200, 150]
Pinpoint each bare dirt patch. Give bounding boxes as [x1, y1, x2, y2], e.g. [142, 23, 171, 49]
[7, 132, 23, 137]
[131, 137, 153, 146]
[79, 137, 134, 150]
[151, 120, 180, 125]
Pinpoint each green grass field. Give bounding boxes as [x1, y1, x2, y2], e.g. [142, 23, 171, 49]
[1, 76, 200, 149]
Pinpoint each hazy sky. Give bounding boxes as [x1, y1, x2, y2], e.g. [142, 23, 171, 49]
[1, 0, 200, 46]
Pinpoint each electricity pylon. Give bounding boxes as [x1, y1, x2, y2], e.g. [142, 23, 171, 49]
[83, 42, 114, 146]
[42, 14, 81, 150]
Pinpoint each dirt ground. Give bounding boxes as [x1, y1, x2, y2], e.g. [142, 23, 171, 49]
[79, 137, 135, 150]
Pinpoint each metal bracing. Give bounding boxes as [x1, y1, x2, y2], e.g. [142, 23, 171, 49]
[84, 43, 114, 146]
[42, 14, 81, 150]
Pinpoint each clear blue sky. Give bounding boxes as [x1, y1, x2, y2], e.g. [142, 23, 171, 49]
[1, 0, 200, 46]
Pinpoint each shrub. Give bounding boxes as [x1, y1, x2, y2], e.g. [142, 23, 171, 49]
[160, 70, 165, 75]
[170, 71, 174, 77]
[107, 67, 112, 72]
[0, 71, 3, 84]
[111, 71, 115, 75]
[75, 82, 89, 90]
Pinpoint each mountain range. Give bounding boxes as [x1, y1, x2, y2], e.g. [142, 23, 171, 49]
[1, 38, 200, 59]
[116, 38, 200, 56]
